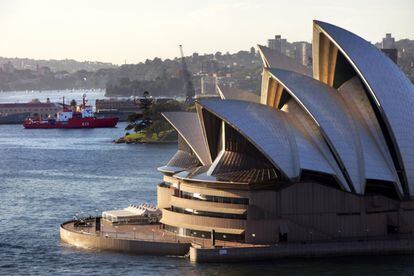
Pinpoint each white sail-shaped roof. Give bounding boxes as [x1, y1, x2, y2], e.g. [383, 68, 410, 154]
[267, 68, 402, 195]
[217, 85, 260, 103]
[198, 99, 342, 183]
[338, 77, 401, 195]
[282, 100, 350, 191]
[267, 68, 365, 194]
[257, 45, 312, 76]
[162, 112, 210, 166]
[314, 20, 414, 197]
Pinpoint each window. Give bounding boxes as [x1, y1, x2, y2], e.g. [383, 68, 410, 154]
[164, 225, 244, 241]
[171, 206, 246, 220]
[179, 190, 249, 205]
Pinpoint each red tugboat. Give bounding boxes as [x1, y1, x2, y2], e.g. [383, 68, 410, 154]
[23, 95, 118, 129]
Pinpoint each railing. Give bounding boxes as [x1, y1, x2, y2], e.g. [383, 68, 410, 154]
[98, 228, 181, 243]
[65, 217, 414, 249]
[67, 218, 189, 244]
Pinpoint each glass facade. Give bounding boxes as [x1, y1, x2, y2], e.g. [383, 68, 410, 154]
[170, 206, 247, 220]
[177, 190, 249, 205]
[164, 225, 244, 241]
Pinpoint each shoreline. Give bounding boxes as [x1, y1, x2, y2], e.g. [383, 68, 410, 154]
[113, 131, 177, 144]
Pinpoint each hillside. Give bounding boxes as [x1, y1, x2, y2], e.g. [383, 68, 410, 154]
[0, 39, 412, 95]
[0, 57, 117, 73]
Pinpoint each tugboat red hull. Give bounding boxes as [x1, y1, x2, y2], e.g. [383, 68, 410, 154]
[23, 117, 118, 129]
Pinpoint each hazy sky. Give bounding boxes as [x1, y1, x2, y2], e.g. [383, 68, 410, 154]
[0, 0, 413, 64]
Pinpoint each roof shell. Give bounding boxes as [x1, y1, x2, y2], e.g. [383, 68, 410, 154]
[267, 68, 365, 193]
[198, 99, 340, 183]
[257, 45, 312, 76]
[314, 20, 414, 196]
[217, 85, 260, 103]
[282, 100, 350, 191]
[338, 77, 401, 194]
[162, 112, 210, 166]
[198, 99, 299, 180]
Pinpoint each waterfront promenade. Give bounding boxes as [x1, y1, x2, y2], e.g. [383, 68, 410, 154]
[62, 219, 249, 250]
[61, 218, 414, 263]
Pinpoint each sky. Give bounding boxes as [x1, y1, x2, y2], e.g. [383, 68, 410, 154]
[0, 0, 413, 65]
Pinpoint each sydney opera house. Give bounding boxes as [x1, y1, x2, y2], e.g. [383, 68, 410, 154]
[156, 20, 414, 244]
[60, 21, 414, 261]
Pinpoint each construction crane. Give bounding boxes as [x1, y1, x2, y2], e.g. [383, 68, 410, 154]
[179, 45, 195, 104]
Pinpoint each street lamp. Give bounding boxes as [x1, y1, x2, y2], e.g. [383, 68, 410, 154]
[152, 229, 155, 241]
[223, 235, 227, 247]
[133, 227, 136, 239]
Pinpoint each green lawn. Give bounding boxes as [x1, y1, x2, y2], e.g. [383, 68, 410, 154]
[122, 130, 176, 143]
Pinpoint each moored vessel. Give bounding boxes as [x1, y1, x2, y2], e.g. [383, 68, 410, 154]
[23, 95, 118, 129]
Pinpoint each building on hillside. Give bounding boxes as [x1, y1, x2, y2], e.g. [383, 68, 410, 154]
[267, 35, 287, 54]
[200, 59, 219, 75]
[0, 100, 60, 119]
[250, 46, 256, 56]
[382, 33, 396, 49]
[381, 33, 398, 64]
[95, 98, 148, 121]
[292, 41, 312, 67]
[2, 61, 15, 74]
[95, 98, 144, 112]
[199, 75, 218, 96]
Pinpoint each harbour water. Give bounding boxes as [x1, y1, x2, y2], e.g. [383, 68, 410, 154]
[0, 89, 106, 106]
[1, 93, 414, 275]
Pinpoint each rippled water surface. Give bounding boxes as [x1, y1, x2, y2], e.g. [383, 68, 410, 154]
[1, 123, 414, 275]
[0, 89, 106, 105]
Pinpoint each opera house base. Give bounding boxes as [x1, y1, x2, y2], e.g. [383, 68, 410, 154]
[190, 239, 414, 263]
[59, 220, 191, 256]
[60, 219, 414, 263]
